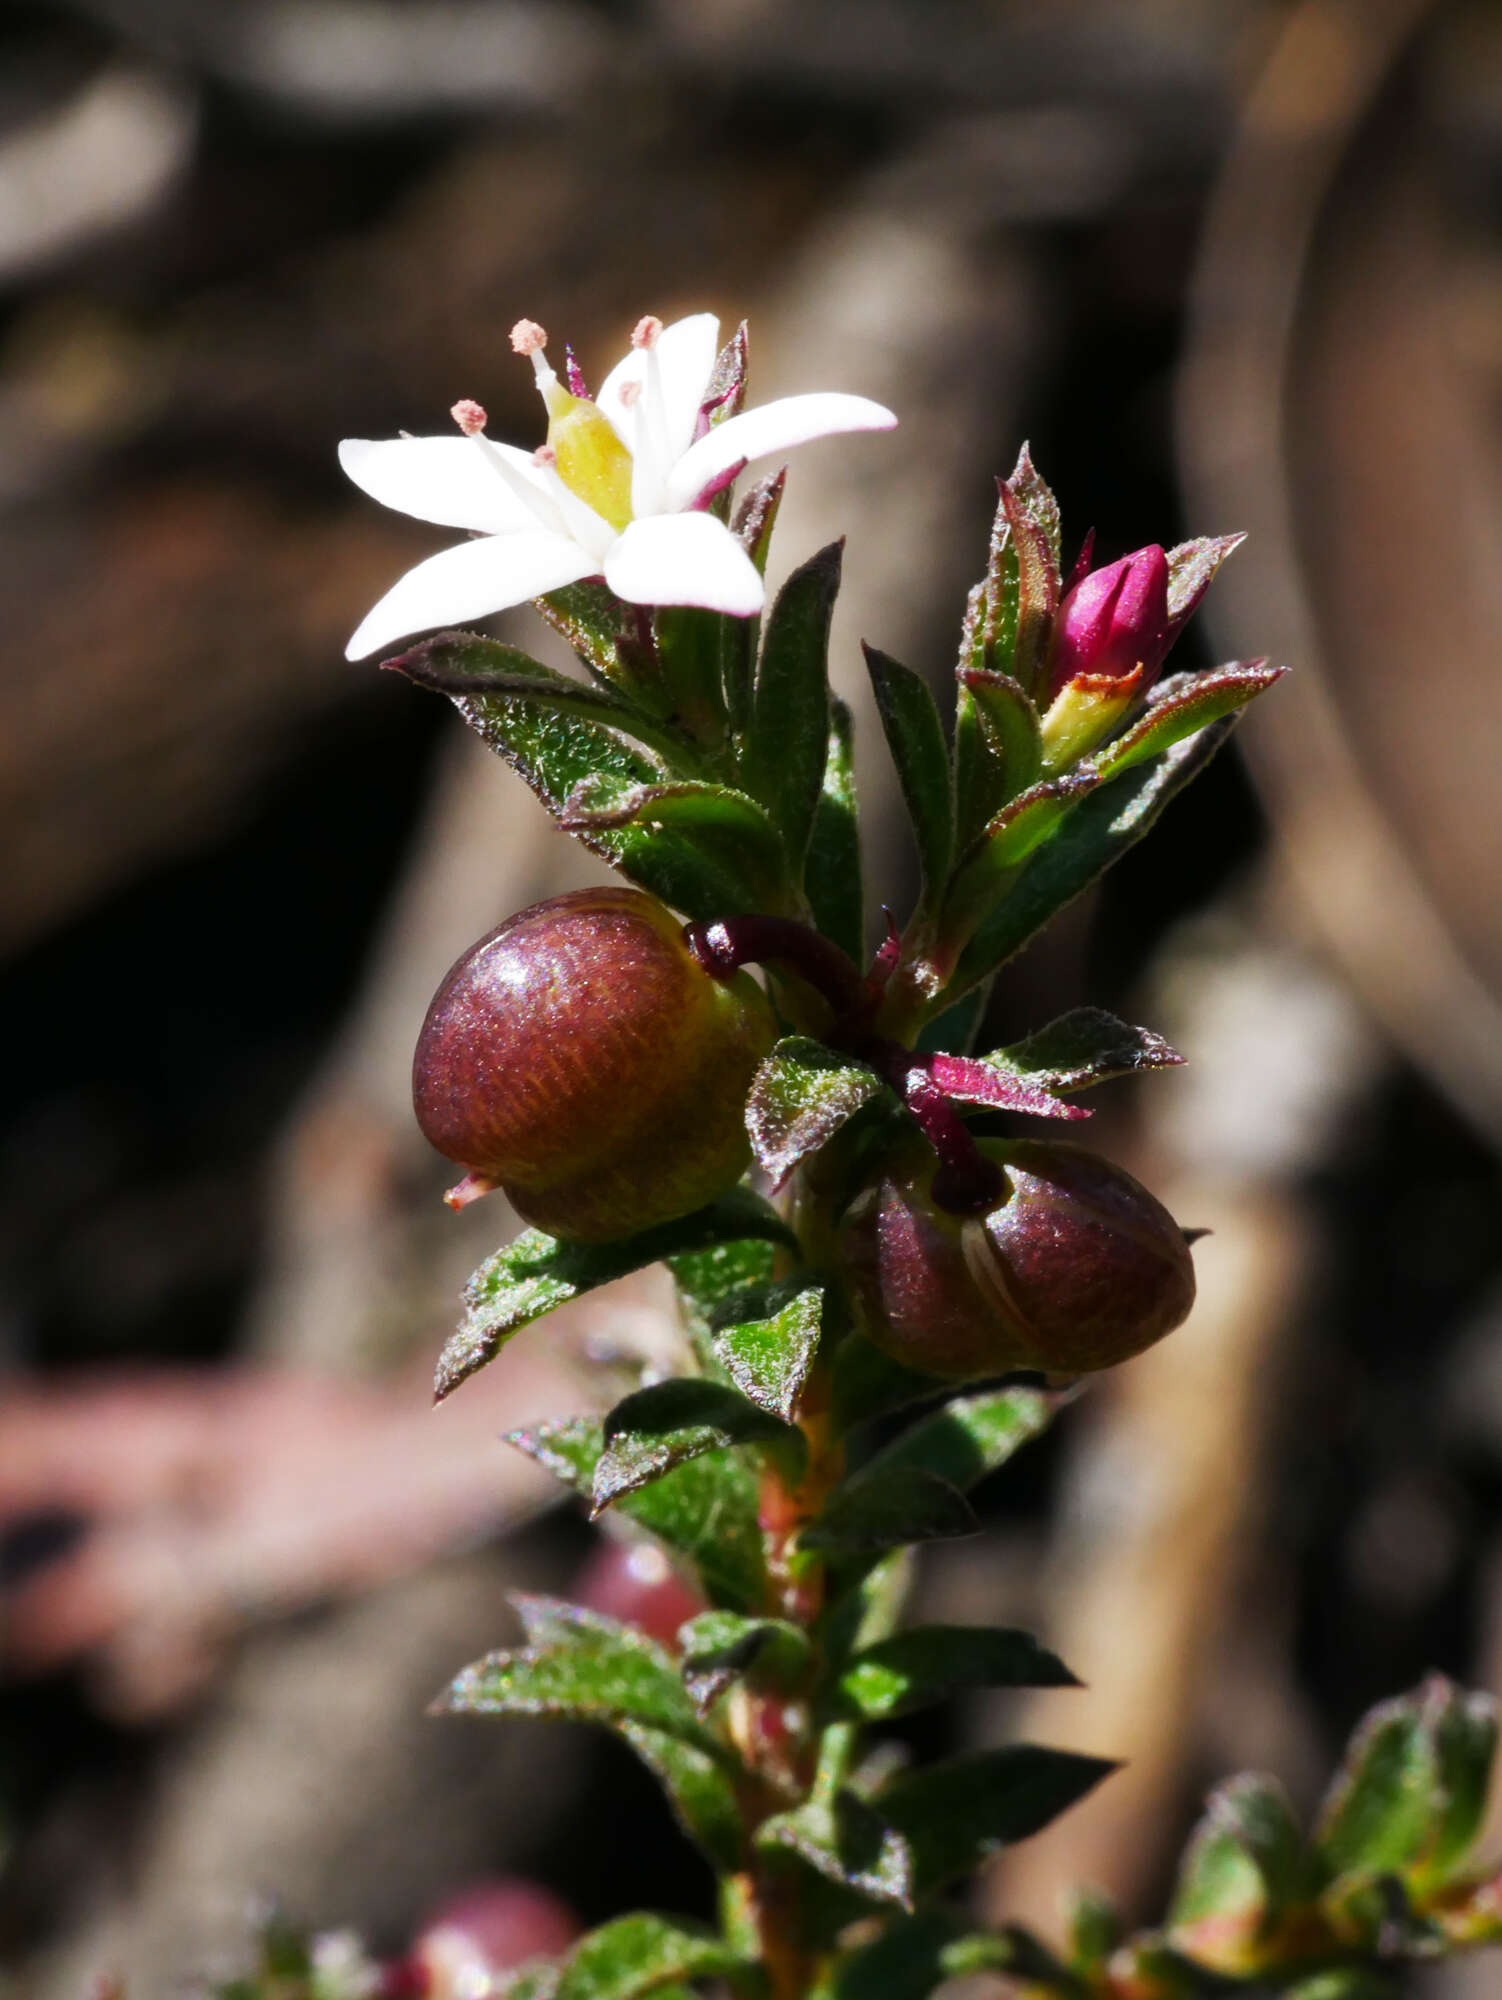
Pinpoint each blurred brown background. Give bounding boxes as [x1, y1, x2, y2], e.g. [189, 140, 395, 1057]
[2, 0, 1501, 1993]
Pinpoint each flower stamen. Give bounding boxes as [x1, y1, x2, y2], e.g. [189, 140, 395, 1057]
[450, 399, 487, 438]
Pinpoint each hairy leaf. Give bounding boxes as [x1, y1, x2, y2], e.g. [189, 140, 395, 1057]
[801, 1464, 977, 1553]
[669, 1239, 778, 1342]
[821, 1624, 1079, 1723]
[505, 1418, 766, 1613]
[594, 1378, 804, 1513]
[740, 541, 840, 864]
[676, 1611, 811, 1712]
[1091, 661, 1285, 784]
[719, 470, 785, 737]
[948, 717, 1240, 1000]
[924, 1051, 1088, 1120]
[553, 1913, 749, 2000]
[1164, 530, 1245, 637]
[860, 1384, 1063, 1495]
[863, 643, 954, 902]
[941, 770, 1099, 945]
[745, 1038, 888, 1190]
[435, 1595, 714, 1750]
[711, 1281, 824, 1420]
[437, 1189, 793, 1402]
[535, 579, 627, 683]
[983, 1006, 1184, 1095]
[558, 774, 792, 911]
[396, 633, 787, 921]
[757, 1791, 914, 1910]
[953, 668, 1044, 844]
[804, 697, 865, 962]
[881, 1745, 1117, 1893]
[1006, 441, 1064, 572]
[615, 1722, 746, 1874]
[1314, 1677, 1498, 1889]
[997, 474, 1060, 692]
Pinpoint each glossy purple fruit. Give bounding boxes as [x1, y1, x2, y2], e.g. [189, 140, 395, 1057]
[413, 886, 776, 1241]
[839, 1137, 1196, 1380]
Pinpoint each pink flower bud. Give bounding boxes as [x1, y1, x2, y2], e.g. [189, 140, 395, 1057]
[1047, 544, 1171, 701]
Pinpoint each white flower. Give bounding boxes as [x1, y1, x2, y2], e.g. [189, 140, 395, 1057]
[339, 312, 896, 660]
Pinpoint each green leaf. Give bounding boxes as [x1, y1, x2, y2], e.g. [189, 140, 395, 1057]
[535, 579, 627, 683]
[615, 1722, 746, 1874]
[1207, 1773, 1307, 1914]
[880, 1745, 1117, 1894]
[739, 541, 840, 864]
[711, 1281, 824, 1420]
[940, 1928, 1085, 1992]
[553, 1913, 749, 2000]
[958, 499, 1018, 681]
[435, 1595, 714, 1748]
[822, 1912, 968, 2000]
[670, 1239, 778, 1349]
[862, 643, 954, 903]
[594, 1378, 804, 1513]
[1090, 661, 1286, 784]
[804, 697, 865, 963]
[558, 774, 793, 912]
[1168, 1818, 1277, 1971]
[983, 1006, 1183, 1095]
[828, 1337, 948, 1435]
[1164, 531, 1245, 632]
[744, 1037, 888, 1191]
[997, 472, 1060, 692]
[757, 1791, 914, 1910]
[652, 607, 730, 746]
[1282, 1974, 1399, 2000]
[821, 1624, 1079, 1723]
[821, 1549, 915, 1668]
[676, 1611, 811, 1712]
[801, 1464, 977, 1553]
[1006, 440, 1063, 572]
[390, 630, 685, 766]
[396, 632, 791, 922]
[505, 1417, 767, 1614]
[721, 472, 786, 737]
[1065, 1886, 1122, 1976]
[437, 1189, 794, 1402]
[1314, 1677, 1498, 1888]
[940, 770, 1099, 944]
[947, 716, 1240, 1000]
[860, 1384, 1062, 1495]
[953, 668, 1044, 844]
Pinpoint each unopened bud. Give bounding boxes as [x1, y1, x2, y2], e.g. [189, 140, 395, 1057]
[839, 1138, 1195, 1381]
[1046, 544, 1171, 701]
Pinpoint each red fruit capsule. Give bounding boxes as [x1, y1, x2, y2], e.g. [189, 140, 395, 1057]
[413, 887, 776, 1242]
[838, 1138, 1196, 1381]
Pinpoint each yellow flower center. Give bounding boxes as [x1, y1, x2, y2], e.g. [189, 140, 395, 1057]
[538, 374, 635, 532]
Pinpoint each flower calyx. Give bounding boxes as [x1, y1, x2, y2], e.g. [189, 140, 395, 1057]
[1039, 543, 1173, 771]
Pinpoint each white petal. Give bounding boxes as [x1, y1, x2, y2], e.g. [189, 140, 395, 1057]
[598, 312, 720, 461]
[533, 465, 618, 565]
[339, 436, 546, 535]
[603, 512, 764, 616]
[345, 532, 595, 659]
[664, 391, 897, 511]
